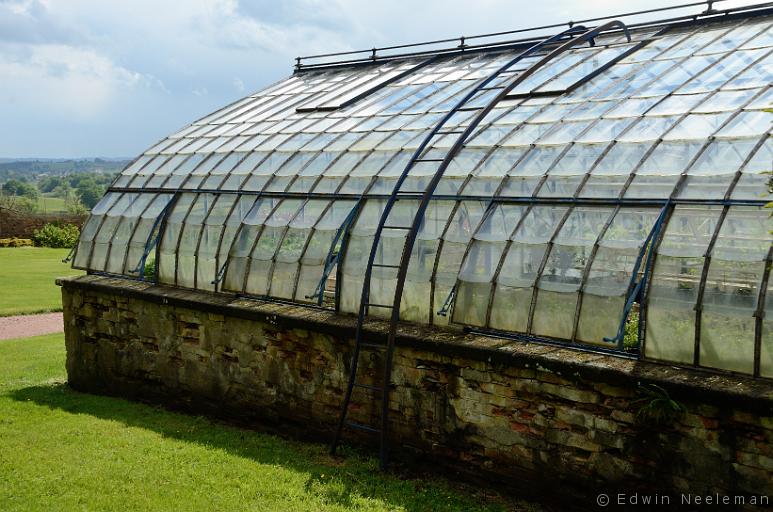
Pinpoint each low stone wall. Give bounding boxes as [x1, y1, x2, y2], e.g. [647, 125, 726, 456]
[0, 209, 86, 238]
[60, 276, 773, 508]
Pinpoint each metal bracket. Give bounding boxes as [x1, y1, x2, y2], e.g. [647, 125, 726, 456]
[306, 200, 361, 305]
[436, 285, 457, 317]
[128, 198, 175, 280]
[62, 245, 77, 264]
[603, 202, 670, 348]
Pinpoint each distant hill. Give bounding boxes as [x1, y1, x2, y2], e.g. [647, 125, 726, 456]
[0, 158, 130, 181]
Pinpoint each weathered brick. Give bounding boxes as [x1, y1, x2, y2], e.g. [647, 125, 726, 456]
[538, 382, 601, 404]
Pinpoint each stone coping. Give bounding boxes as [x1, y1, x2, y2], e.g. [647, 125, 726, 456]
[58, 275, 773, 413]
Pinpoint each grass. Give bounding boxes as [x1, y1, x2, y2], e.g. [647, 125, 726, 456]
[0, 334, 537, 512]
[0, 247, 82, 316]
[37, 195, 68, 213]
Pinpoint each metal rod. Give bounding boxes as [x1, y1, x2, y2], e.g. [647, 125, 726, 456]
[295, 2, 773, 70]
[753, 245, 773, 377]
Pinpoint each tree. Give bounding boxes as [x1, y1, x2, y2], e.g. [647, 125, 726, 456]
[0, 194, 39, 213]
[65, 189, 88, 215]
[1, 179, 39, 200]
[75, 178, 104, 209]
[38, 176, 64, 193]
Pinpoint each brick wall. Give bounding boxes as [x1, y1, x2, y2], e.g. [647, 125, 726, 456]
[0, 209, 86, 238]
[60, 276, 773, 507]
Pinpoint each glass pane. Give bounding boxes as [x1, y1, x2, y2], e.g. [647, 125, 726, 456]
[645, 206, 722, 364]
[532, 207, 613, 340]
[73, 193, 122, 268]
[195, 194, 238, 291]
[577, 208, 660, 344]
[90, 194, 136, 272]
[106, 194, 156, 274]
[125, 194, 175, 275]
[454, 240, 507, 326]
[221, 197, 282, 292]
[700, 207, 770, 374]
[488, 206, 568, 333]
[176, 193, 217, 288]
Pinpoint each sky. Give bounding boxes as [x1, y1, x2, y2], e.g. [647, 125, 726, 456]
[0, 0, 755, 158]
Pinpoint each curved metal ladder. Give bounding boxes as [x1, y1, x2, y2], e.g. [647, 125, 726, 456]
[330, 20, 631, 468]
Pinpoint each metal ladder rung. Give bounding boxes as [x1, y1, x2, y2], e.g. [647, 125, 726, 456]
[353, 383, 383, 392]
[346, 421, 381, 433]
[383, 225, 412, 230]
[360, 342, 387, 350]
[332, 23, 604, 468]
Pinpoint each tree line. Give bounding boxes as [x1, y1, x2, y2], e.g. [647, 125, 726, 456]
[0, 160, 126, 214]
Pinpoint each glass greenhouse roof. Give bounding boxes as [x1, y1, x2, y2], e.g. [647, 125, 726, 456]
[73, 9, 773, 378]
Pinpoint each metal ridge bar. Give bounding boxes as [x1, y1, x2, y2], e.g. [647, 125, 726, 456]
[297, 1, 705, 61]
[104, 188, 771, 207]
[295, 55, 442, 111]
[295, 2, 773, 71]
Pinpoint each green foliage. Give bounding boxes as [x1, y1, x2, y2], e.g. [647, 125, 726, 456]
[33, 223, 80, 249]
[75, 178, 104, 209]
[1, 160, 118, 213]
[1, 178, 39, 199]
[38, 176, 65, 193]
[623, 310, 639, 351]
[64, 191, 88, 215]
[0, 238, 33, 248]
[13, 196, 40, 213]
[143, 257, 157, 279]
[0, 158, 127, 183]
[0, 334, 526, 512]
[633, 384, 685, 426]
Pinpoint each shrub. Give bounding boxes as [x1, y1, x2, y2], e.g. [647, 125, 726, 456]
[143, 257, 156, 279]
[0, 238, 34, 248]
[33, 223, 80, 248]
[623, 310, 639, 351]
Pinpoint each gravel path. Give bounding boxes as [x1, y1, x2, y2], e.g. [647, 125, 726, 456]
[0, 312, 64, 341]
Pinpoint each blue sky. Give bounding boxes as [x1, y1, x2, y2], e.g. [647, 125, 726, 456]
[0, 0, 750, 158]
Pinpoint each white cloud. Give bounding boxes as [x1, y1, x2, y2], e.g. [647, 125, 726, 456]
[0, 0, 759, 157]
[0, 43, 165, 121]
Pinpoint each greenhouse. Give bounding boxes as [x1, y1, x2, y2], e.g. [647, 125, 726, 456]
[71, 0, 772, 406]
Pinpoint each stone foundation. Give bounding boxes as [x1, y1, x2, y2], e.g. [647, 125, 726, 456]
[60, 275, 773, 507]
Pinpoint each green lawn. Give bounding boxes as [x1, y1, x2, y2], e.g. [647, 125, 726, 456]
[37, 195, 68, 213]
[0, 334, 535, 512]
[0, 247, 83, 316]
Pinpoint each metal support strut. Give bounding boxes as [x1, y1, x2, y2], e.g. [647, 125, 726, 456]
[129, 195, 177, 281]
[330, 20, 632, 469]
